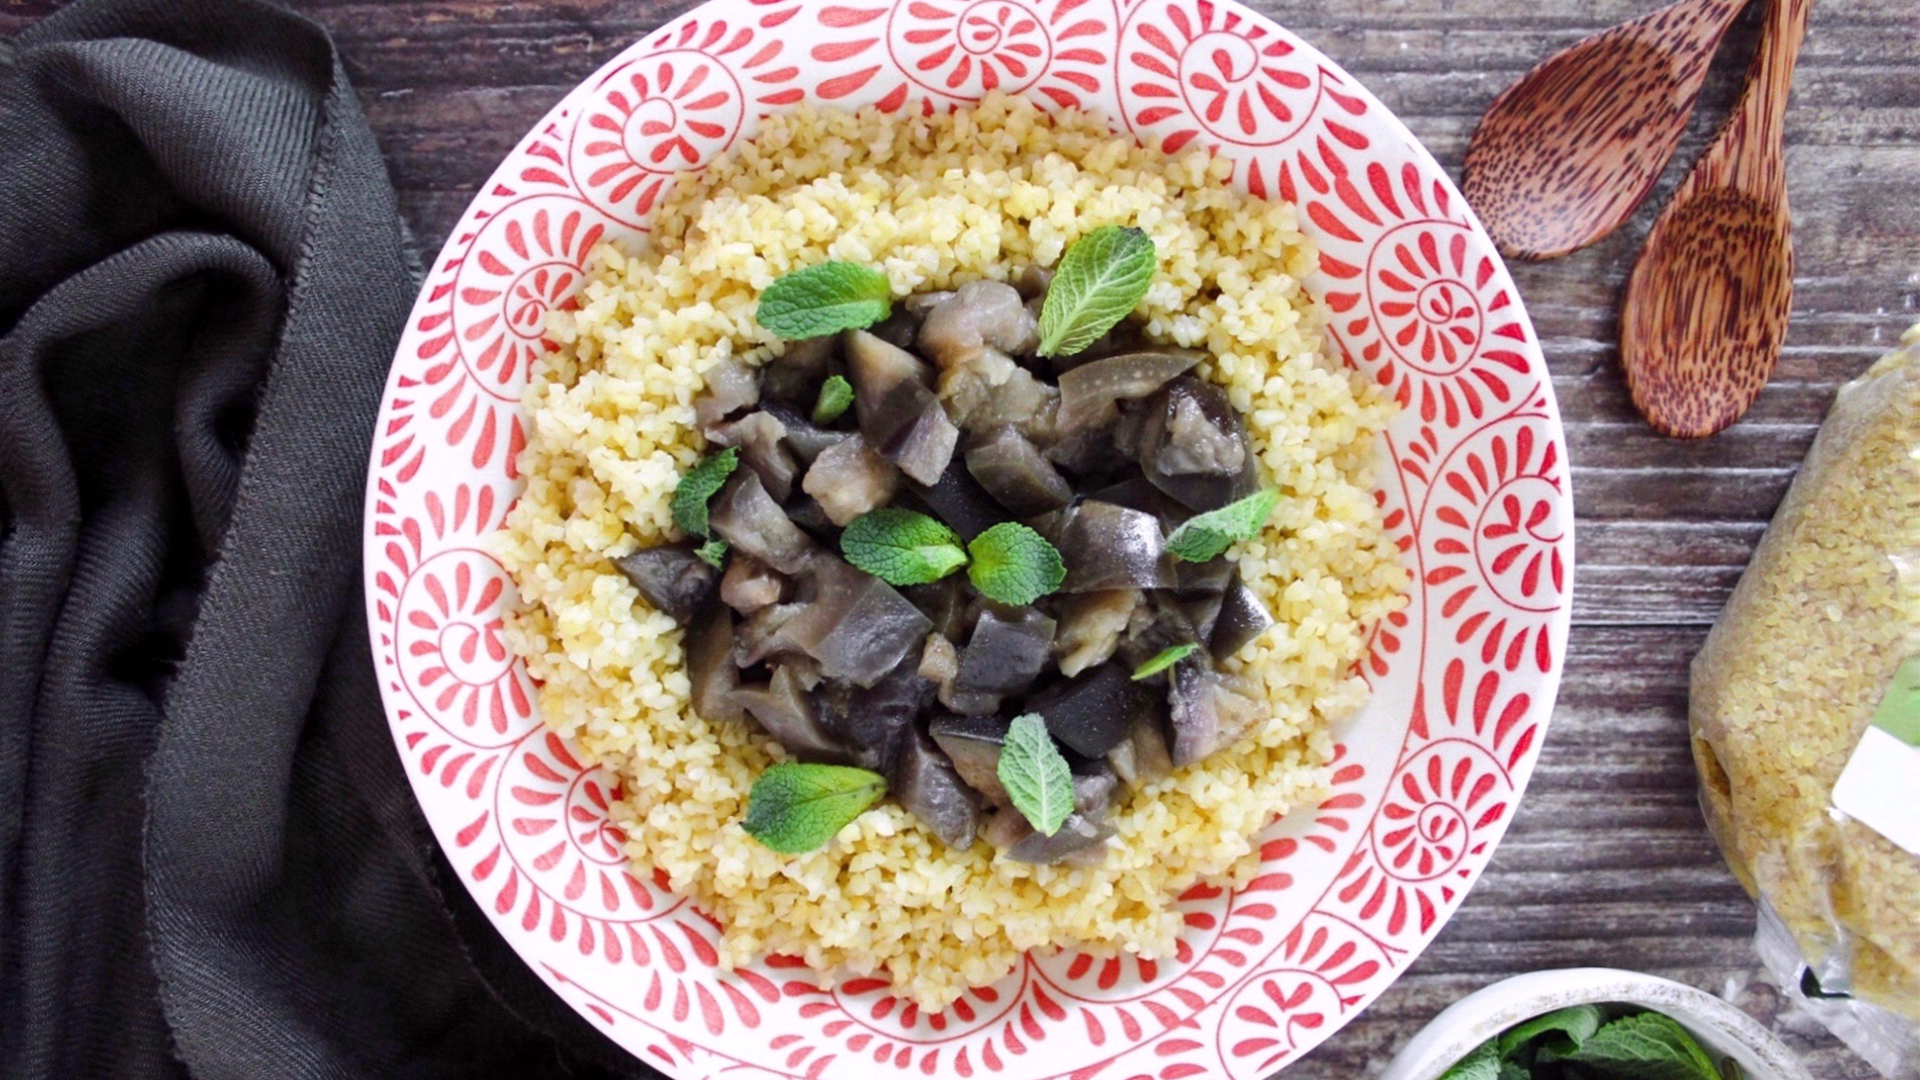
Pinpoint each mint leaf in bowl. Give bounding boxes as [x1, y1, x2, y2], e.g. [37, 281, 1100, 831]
[742, 762, 888, 853]
[1166, 488, 1281, 562]
[1037, 225, 1156, 357]
[967, 521, 1065, 605]
[997, 713, 1073, 836]
[757, 262, 893, 340]
[841, 507, 968, 585]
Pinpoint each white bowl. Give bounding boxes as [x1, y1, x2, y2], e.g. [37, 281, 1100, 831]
[1379, 968, 1814, 1080]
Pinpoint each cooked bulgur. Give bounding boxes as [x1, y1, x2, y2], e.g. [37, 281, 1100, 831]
[493, 93, 1407, 1008]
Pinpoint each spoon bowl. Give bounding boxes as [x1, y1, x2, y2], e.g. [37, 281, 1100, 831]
[1463, 0, 1750, 260]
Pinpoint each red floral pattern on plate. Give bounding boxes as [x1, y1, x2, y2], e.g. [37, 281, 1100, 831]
[364, 0, 1572, 1075]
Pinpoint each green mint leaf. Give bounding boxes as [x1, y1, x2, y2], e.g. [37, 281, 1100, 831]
[1166, 489, 1282, 562]
[840, 508, 968, 586]
[741, 762, 887, 853]
[998, 713, 1073, 837]
[671, 447, 740, 538]
[757, 262, 892, 340]
[812, 374, 855, 425]
[1037, 225, 1157, 357]
[966, 522, 1065, 606]
[1132, 643, 1197, 680]
[1500, 1005, 1605, 1060]
[1496, 1063, 1529, 1080]
[1439, 1040, 1501, 1080]
[694, 537, 729, 569]
[1558, 1012, 1723, 1080]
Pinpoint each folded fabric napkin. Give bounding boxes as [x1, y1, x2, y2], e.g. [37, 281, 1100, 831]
[0, 0, 652, 1076]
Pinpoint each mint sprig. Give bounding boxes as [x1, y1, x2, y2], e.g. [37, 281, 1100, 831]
[757, 262, 892, 340]
[1037, 226, 1156, 357]
[1132, 643, 1197, 680]
[966, 522, 1065, 606]
[1439, 1006, 1732, 1080]
[671, 447, 740, 538]
[997, 713, 1073, 837]
[1166, 489, 1281, 562]
[694, 537, 729, 568]
[812, 374, 854, 425]
[741, 762, 887, 853]
[1500, 1006, 1603, 1059]
[1554, 1013, 1722, 1080]
[1440, 1040, 1500, 1080]
[841, 508, 968, 586]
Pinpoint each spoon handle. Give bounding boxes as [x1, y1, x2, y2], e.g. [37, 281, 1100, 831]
[1691, 0, 1815, 199]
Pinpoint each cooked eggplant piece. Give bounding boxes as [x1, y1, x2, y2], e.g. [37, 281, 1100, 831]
[928, 713, 1011, 806]
[868, 307, 921, 350]
[1003, 811, 1111, 865]
[781, 559, 933, 688]
[613, 543, 719, 624]
[891, 726, 981, 849]
[1052, 589, 1139, 677]
[943, 362, 1057, 439]
[903, 290, 955, 316]
[844, 329, 932, 424]
[918, 633, 994, 715]
[709, 471, 818, 574]
[840, 656, 935, 772]
[905, 456, 1003, 542]
[685, 600, 743, 725]
[733, 664, 850, 763]
[1026, 663, 1147, 759]
[1039, 500, 1177, 593]
[954, 608, 1056, 699]
[1166, 661, 1262, 767]
[733, 600, 807, 668]
[1137, 377, 1256, 511]
[719, 554, 785, 615]
[694, 359, 760, 431]
[1044, 427, 1121, 482]
[1107, 710, 1174, 786]
[802, 435, 902, 526]
[918, 280, 1038, 368]
[1087, 475, 1190, 532]
[1057, 351, 1203, 430]
[904, 576, 971, 641]
[966, 426, 1072, 515]
[1209, 574, 1274, 659]
[861, 378, 960, 486]
[759, 402, 844, 462]
[1013, 264, 1052, 299]
[710, 410, 799, 502]
[1172, 555, 1234, 596]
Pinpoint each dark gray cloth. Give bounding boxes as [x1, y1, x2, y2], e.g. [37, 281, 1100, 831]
[0, 1, 654, 1076]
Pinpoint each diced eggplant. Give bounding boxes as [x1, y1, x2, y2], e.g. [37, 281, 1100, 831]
[1013, 264, 1053, 299]
[917, 280, 1038, 368]
[966, 426, 1073, 516]
[905, 457, 1003, 542]
[733, 664, 850, 763]
[720, 554, 785, 615]
[1044, 427, 1121, 482]
[840, 655, 935, 772]
[710, 411, 799, 502]
[781, 560, 933, 688]
[954, 608, 1056, 699]
[760, 336, 836, 406]
[1166, 661, 1262, 767]
[1107, 710, 1174, 786]
[903, 290, 955, 316]
[613, 543, 719, 624]
[1172, 556, 1234, 597]
[868, 307, 921, 350]
[1116, 592, 1202, 672]
[784, 494, 841, 540]
[801, 435, 901, 526]
[1026, 663, 1147, 759]
[1071, 766, 1120, 816]
[1057, 351, 1203, 430]
[942, 362, 1057, 440]
[1003, 812, 1110, 865]
[928, 713, 1011, 806]
[919, 632, 960, 686]
[1209, 575, 1274, 659]
[1087, 475, 1191, 532]
[903, 577, 971, 641]
[891, 727, 981, 850]
[1137, 377, 1256, 511]
[694, 359, 760, 431]
[1040, 500, 1177, 593]
[1052, 589, 1139, 677]
[708, 471, 817, 574]
[733, 600, 807, 668]
[844, 329, 932, 426]
[862, 378, 960, 486]
[759, 402, 845, 462]
[685, 600, 743, 725]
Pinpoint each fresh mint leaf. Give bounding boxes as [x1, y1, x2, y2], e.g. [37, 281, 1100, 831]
[1132, 643, 1197, 680]
[966, 522, 1065, 606]
[1166, 489, 1281, 562]
[694, 537, 729, 569]
[998, 713, 1073, 836]
[841, 508, 968, 586]
[741, 762, 887, 853]
[671, 447, 740, 538]
[757, 262, 892, 340]
[1037, 225, 1157, 357]
[1496, 1062, 1529, 1080]
[1438, 1040, 1500, 1080]
[812, 374, 854, 425]
[1500, 1004, 1604, 1060]
[1557, 1011, 1723, 1080]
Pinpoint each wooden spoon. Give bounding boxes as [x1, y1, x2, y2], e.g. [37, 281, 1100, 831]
[1462, 0, 1752, 260]
[1620, 0, 1812, 438]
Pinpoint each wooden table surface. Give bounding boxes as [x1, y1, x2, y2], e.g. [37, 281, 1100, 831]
[7, 0, 1914, 1076]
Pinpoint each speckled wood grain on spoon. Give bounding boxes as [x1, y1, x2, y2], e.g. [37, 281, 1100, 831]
[1462, 0, 1754, 260]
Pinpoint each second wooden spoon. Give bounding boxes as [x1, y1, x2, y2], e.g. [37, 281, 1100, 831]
[1620, 0, 1813, 438]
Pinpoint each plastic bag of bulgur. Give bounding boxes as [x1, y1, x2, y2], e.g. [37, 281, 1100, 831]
[1692, 322, 1920, 1078]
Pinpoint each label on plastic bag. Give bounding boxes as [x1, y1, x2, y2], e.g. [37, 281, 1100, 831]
[1832, 656, 1920, 855]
